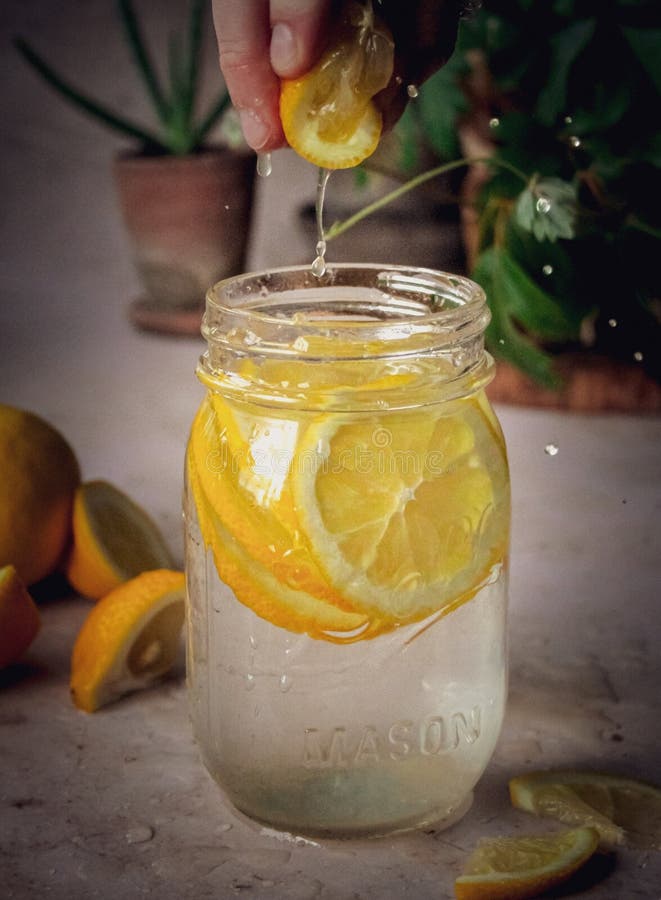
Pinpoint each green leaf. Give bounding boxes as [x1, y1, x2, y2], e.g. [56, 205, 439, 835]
[117, 0, 169, 126]
[515, 177, 577, 243]
[184, 0, 205, 123]
[473, 248, 561, 388]
[536, 19, 595, 127]
[493, 247, 582, 341]
[621, 27, 661, 95]
[13, 37, 167, 151]
[416, 55, 468, 160]
[568, 80, 632, 136]
[390, 105, 422, 174]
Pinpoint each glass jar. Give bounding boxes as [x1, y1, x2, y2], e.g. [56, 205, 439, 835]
[184, 264, 510, 838]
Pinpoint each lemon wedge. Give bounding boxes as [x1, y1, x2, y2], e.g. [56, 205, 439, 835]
[70, 569, 185, 712]
[510, 770, 661, 850]
[455, 827, 600, 900]
[65, 480, 174, 600]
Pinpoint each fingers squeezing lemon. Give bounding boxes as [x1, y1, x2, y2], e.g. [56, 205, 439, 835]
[280, 1, 394, 168]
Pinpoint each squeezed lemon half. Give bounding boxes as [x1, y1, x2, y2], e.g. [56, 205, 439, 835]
[279, 1, 394, 168]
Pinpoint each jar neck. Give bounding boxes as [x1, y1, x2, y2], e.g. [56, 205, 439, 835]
[198, 264, 494, 410]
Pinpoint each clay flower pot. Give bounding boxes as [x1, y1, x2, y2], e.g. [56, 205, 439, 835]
[113, 147, 255, 334]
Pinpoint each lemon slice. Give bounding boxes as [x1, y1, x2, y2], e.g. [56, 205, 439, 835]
[280, 2, 394, 168]
[510, 770, 661, 850]
[0, 564, 41, 669]
[291, 398, 510, 624]
[455, 827, 600, 900]
[188, 396, 356, 614]
[70, 569, 185, 712]
[188, 449, 384, 641]
[65, 480, 175, 600]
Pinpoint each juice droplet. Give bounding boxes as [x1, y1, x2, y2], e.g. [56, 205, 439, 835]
[256, 152, 272, 177]
[633, 351, 643, 362]
[489, 117, 500, 129]
[608, 318, 617, 328]
[311, 240, 327, 278]
[569, 136, 581, 149]
[406, 84, 419, 98]
[544, 443, 559, 456]
[542, 264, 553, 276]
[312, 167, 331, 277]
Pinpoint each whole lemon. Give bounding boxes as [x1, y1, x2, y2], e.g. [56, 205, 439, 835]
[0, 403, 80, 585]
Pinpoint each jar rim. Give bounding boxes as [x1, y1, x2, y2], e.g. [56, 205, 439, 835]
[199, 264, 493, 408]
[204, 263, 488, 343]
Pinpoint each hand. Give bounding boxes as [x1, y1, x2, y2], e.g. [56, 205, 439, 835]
[212, 0, 463, 153]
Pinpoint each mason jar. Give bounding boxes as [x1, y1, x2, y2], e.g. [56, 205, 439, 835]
[184, 264, 510, 838]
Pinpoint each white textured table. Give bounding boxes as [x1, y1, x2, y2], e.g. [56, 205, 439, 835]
[2, 5, 661, 897]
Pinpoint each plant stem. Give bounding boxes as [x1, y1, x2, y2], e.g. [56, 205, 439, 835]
[325, 156, 528, 242]
[626, 216, 661, 240]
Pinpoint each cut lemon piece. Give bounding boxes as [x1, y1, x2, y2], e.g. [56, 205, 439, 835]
[510, 770, 661, 850]
[70, 569, 185, 712]
[291, 397, 510, 624]
[188, 396, 356, 614]
[454, 827, 599, 900]
[188, 450, 384, 642]
[0, 564, 41, 669]
[65, 480, 174, 600]
[280, 2, 394, 168]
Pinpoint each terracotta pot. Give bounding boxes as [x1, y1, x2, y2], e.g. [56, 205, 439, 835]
[113, 147, 255, 329]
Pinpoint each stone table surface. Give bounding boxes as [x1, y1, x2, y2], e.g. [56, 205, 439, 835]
[2, 4, 661, 897]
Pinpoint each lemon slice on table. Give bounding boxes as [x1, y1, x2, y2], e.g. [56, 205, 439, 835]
[70, 569, 185, 712]
[0, 564, 41, 669]
[510, 770, 661, 850]
[280, 2, 394, 168]
[291, 398, 510, 625]
[454, 827, 600, 900]
[188, 452, 383, 642]
[65, 480, 174, 600]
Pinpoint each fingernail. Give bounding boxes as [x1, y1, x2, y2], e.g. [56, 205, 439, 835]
[238, 109, 270, 151]
[270, 23, 298, 75]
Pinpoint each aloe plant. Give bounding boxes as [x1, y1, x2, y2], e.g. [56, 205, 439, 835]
[14, 0, 231, 156]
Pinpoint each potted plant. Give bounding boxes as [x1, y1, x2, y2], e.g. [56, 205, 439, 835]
[329, 0, 661, 411]
[15, 0, 255, 334]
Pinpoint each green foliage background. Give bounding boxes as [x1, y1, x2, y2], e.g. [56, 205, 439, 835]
[399, 0, 660, 386]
